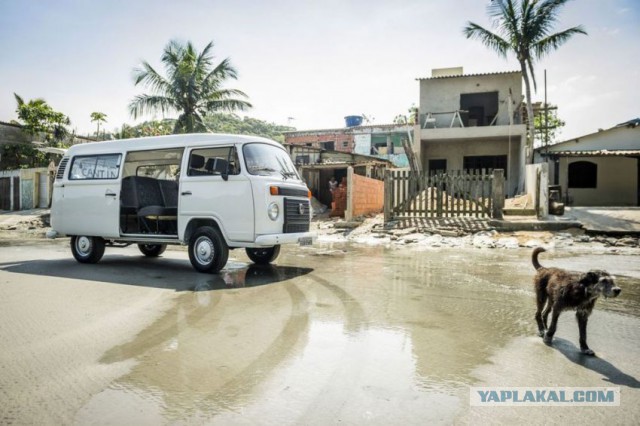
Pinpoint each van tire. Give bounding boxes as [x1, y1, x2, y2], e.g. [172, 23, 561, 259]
[188, 227, 228, 273]
[71, 236, 105, 264]
[245, 245, 281, 264]
[138, 244, 167, 257]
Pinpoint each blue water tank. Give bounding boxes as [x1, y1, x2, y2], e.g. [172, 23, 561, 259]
[344, 115, 363, 127]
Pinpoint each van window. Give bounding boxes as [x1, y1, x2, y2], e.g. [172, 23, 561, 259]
[243, 143, 299, 179]
[188, 147, 239, 177]
[69, 154, 121, 180]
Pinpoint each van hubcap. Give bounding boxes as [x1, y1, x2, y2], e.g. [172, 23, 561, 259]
[76, 236, 92, 255]
[195, 237, 214, 265]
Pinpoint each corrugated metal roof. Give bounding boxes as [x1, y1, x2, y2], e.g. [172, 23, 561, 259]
[416, 70, 520, 81]
[543, 150, 640, 157]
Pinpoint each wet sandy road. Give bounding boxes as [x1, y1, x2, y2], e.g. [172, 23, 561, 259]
[0, 241, 639, 425]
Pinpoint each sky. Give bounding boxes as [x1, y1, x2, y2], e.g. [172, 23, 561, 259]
[1, 0, 638, 142]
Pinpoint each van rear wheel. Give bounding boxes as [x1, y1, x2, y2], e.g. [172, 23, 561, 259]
[138, 244, 167, 257]
[70, 236, 105, 264]
[245, 245, 281, 264]
[188, 227, 229, 273]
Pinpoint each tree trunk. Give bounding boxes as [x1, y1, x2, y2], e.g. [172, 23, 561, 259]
[520, 61, 535, 165]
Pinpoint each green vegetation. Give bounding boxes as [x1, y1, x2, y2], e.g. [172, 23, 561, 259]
[463, 0, 586, 163]
[90, 111, 108, 140]
[14, 94, 70, 145]
[0, 94, 72, 170]
[128, 39, 252, 134]
[111, 114, 294, 143]
[534, 104, 565, 148]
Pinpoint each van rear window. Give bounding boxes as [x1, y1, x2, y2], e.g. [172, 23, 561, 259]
[69, 154, 122, 180]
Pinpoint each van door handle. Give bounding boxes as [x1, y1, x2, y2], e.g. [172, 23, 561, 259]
[181, 191, 192, 196]
[105, 190, 117, 197]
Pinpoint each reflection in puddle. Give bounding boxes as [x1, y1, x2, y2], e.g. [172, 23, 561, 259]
[191, 264, 313, 291]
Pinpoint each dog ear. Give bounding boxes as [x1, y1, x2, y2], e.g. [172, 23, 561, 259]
[580, 271, 600, 285]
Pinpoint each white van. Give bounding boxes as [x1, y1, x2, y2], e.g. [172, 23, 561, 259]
[49, 133, 314, 273]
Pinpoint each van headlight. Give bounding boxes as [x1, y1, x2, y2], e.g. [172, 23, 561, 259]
[268, 202, 279, 221]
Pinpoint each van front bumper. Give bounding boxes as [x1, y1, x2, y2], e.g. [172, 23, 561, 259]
[253, 232, 316, 247]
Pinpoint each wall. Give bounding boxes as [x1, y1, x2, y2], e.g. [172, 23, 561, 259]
[525, 163, 549, 218]
[284, 130, 353, 152]
[346, 167, 384, 220]
[419, 72, 523, 128]
[559, 156, 637, 206]
[548, 125, 639, 152]
[0, 122, 31, 145]
[421, 137, 521, 196]
[0, 167, 50, 210]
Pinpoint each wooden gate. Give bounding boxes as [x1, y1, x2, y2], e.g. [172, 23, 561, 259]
[384, 169, 504, 220]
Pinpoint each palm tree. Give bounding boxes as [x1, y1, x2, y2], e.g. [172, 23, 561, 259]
[90, 112, 107, 139]
[129, 39, 252, 134]
[463, 0, 586, 164]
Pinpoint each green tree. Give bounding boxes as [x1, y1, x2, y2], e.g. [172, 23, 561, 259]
[129, 39, 252, 134]
[90, 111, 108, 139]
[463, 0, 586, 164]
[14, 93, 71, 145]
[533, 104, 565, 149]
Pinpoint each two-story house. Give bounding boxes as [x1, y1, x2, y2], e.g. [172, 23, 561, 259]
[415, 67, 527, 196]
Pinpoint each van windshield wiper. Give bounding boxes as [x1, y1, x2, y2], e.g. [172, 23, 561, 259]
[251, 167, 277, 174]
[280, 170, 297, 180]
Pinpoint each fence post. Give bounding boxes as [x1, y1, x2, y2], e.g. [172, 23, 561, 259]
[384, 169, 392, 223]
[346, 166, 354, 221]
[491, 169, 505, 219]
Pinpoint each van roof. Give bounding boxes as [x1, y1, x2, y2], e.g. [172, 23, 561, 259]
[65, 133, 281, 156]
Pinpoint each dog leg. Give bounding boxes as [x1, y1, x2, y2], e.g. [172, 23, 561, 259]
[535, 290, 548, 337]
[541, 303, 552, 332]
[544, 306, 561, 345]
[576, 310, 595, 356]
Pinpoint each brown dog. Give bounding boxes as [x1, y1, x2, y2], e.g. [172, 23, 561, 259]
[533, 247, 621, 356]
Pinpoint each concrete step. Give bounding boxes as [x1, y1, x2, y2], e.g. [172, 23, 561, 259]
[503, 208, 537, 216]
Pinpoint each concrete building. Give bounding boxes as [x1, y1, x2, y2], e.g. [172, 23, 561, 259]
[283, 123, 412, 168]
[415, 67, 527, 196]
[538, 118, 640, 206]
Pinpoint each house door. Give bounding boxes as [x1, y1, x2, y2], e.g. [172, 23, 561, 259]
[428, 159, 447, 176]
[0, 178, 10, 210]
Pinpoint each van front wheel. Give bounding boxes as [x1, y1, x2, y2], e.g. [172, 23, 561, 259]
[71, 236, 105, 264]
[188, 227, 229, 273]
[138, 244, 167, 257]
[246, 245, 281, 264]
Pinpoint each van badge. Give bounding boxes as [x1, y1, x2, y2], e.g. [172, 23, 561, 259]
[298, 203, 305, 215]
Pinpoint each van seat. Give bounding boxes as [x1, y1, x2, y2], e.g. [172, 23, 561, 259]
[120, 176, 178, 233]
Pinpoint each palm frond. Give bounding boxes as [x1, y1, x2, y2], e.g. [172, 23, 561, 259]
[13, 93, 25, 107]
[132, 61, 173, 96]
[463, 22, 510, 57]
[533, 26, 587, 58]
[202, 98, 252, 113]
[128, 94, 176, 119]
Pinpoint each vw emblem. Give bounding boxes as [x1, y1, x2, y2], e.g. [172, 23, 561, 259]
[298, 203, 305, 215]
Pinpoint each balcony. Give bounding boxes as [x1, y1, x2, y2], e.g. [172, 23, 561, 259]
[419, 110, 525, 141]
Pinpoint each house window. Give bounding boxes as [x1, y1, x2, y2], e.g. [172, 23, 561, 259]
[342, 141, 349, 148]
[463, 155, 507, 176]
[568, 161, 597, 188]
[460, 92, 499, 126]
[321, 141, 335, 151]
[428, 159, 447, 176]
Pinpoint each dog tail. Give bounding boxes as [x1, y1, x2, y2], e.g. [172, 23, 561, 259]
[532, 247, 546, 270]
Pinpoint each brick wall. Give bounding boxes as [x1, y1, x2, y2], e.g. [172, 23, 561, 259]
[285, 131, 354, 152]
[347, 168, 384, 219]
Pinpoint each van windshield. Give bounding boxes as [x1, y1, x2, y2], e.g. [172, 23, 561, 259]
[243, 143, 300, 180]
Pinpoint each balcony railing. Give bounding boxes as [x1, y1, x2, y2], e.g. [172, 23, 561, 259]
[420, 108, 523, 129]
